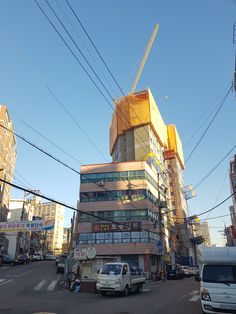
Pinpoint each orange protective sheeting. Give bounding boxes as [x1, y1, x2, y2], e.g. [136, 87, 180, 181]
[110, 89, 169, 155]
[167, 125, 185, 169]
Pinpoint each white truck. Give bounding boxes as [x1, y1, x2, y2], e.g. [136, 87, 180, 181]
[96, 262, 146, 296]
[196, 246, 236, 314]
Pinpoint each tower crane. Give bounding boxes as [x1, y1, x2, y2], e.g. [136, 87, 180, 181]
[130, 24, 159, 94]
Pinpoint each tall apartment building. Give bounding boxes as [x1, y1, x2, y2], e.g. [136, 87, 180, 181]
[33, 201, 65, 255]
[0, 105, 16, 253]
[77, 89, 189, 275]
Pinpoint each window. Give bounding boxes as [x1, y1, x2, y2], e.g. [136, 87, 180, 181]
[203, 265, 236, 283]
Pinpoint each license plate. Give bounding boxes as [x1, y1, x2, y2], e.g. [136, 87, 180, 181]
[219, 304, 236, 310]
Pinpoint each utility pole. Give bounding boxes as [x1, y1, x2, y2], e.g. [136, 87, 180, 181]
[157, 173, 167, 281]
[233, 23, 236, 92]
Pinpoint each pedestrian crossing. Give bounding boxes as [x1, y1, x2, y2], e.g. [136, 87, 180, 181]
[0, 276, 60, 291]
[0, 278, 14, 287]
[189, 290, 200, 302]
[33, 275, 61, 291]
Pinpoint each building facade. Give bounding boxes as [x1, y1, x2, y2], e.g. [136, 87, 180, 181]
[0, 105, 16, 253]
[33, 201, 65, 255]
[192, 221, 211, 247]
[78, 161, 167, 276]
[6, 199, 34, 257]
[77, 89, 191, 276]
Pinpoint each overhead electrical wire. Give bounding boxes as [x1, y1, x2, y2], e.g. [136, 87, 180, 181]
[205, 170, 229, 221]
[64, 0, 236, 201]
[34, 0, 234, 230]
[44, 85, 109, 162]
[34, 0, 156, 168]
[184, 85, 231, 147]
[193, 143, 236, 190]
[193, 190, 236, 218]
[0, 124, 81, 176]
[185, 84, 232, 164]
[21, 119, 83, 165]
[0, 177, 195, 253]
[54, 0, 118, 97]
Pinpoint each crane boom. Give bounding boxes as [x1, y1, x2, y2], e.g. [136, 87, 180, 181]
[130, 24, 159, 94]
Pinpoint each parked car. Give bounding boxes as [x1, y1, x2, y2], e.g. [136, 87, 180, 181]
[45, 254, 56, 261]
[31, 253, 43, 262]
[17, 254, 30, 264]
[190, 266, 199, 276]
[166, 264, 184, 280]
[0, 254, 2, 266]
[56, 255, 67, 274]
[1, 254, 18, 266]
[180, 265, 191, 277]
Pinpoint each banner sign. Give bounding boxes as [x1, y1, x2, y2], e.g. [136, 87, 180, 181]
[92, 221, 140, 232]
[0, 220, 54, 232]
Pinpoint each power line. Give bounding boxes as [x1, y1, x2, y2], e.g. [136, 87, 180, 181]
[193, 143, 236, 190]
[0, 124, 81, 176]
[65, 1, 235, 200]
[45, 0, 115, 103]
[0, 178, 129, 229]
[185, 84, 232, 164]
[200, 213, 231, 221]
[184, 85, 231, 147]
[35, 1, 233, 231]
[194, 191, 236, 218]
[205, 170, 229, 220]
[21, 119, 83, 165]
[54, 0, 118, 97]
[44, 85, 109, 162]
[35, 0, 155, 167]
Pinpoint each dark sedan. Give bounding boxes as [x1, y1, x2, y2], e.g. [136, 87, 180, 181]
[17, 254, 30, 264]
[1, 254, 18, 266]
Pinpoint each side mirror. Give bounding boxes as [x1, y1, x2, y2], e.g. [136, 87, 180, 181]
[195, 274, 200, 282]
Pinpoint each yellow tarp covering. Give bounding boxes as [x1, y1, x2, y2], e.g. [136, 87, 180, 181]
[167, 125, 185, 169]
[110, 89, 168, 154]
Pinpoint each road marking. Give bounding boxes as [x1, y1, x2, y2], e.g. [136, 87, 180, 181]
[189, 295, 200, 302]
[47, 280, 58, 291]
[142, 288, 150, 292]
[189, 290, 198, 295]
[0, 279, 5, 283]
[34, 280, 47, 290]
[0, 279, 13, 286]
[178, 294, 187, 301]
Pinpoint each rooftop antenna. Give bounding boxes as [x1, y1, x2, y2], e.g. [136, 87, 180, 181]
[130, 24, 159, 94]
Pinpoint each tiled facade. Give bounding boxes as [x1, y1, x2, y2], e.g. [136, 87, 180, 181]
[33, 201, 65, 255]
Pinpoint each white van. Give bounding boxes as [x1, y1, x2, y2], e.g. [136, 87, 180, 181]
[197, 246, 236, 314]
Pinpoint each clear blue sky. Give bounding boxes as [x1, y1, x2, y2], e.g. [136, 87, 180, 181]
[0, 0, 235, 245]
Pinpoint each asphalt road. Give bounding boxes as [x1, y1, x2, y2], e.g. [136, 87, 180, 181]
[0, 261, 202, 314]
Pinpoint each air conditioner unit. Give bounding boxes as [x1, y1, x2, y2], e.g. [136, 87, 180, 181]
[97, 181, 104, 186]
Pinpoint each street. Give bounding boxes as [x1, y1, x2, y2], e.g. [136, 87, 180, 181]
[0, 261, 202, 314]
